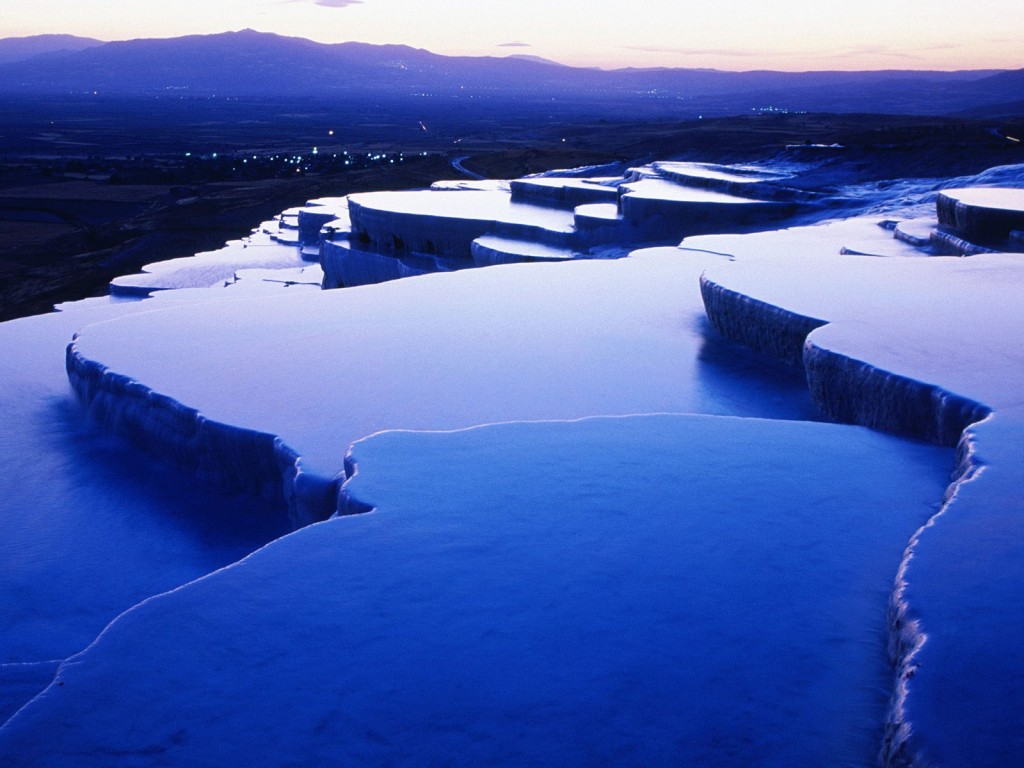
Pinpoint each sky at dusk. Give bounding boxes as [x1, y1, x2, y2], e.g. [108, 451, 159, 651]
[1, 0, 1022, 72]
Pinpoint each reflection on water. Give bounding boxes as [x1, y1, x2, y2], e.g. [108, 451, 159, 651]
[0, 313, 821, 677]
[692, 314, 823, 423]
[0, 389, 289, 667]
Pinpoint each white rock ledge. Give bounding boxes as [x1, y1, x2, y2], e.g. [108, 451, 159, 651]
[698, 250, 1024, 766]
[802, 338, 991, 447]
[65, 341, 337, 529]
[699, 275, 827, 368]
[936, 187, 1024, 251]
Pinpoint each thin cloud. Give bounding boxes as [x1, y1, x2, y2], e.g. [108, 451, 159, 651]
[310, 0, 364, 7]
[283, 0, 363, 6]
[626, 45, 772, 58]
[625, 44, 927, 62]
[498, 42, 532, 48]
[830, 45, 923, 61]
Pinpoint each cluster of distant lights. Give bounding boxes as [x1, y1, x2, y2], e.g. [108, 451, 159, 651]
[751, 106, 807, 115]
[182, 147, 432, 173]
[177, 127, 437, 172]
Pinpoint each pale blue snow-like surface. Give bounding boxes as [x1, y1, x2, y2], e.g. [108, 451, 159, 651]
[831, 162, 1024, 218]
[0, 301, 290, 723]
[697, 244, 1024, 766]
[936, 186, 1024, 212]
[350, 189, 577, 231]
[430, 179, 511, 192]
[622, 177, 768, 203]
[109, 226, 310, 294]
[0, 415, 952, 767]
[66, 250, 822, 482]
[654, 161, 791, 184]
[0, 245, 821, 736]
[901, 416, 1024, 767]
[699, 251, 1024, 413]
[4, 161, 1023, 766]
[680, 216, 928, 260]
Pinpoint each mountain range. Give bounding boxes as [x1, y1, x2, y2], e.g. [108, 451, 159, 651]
[0, 29, 1020, 116]
[0, 33, 103, 64]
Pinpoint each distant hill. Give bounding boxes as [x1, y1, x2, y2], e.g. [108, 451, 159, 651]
[0, 34, 104, 64]
[970, 68, 1024, 97]
[0, 29, 1017, 117]
[506, 54, 563, 66]
[949, 70, 1024, 118]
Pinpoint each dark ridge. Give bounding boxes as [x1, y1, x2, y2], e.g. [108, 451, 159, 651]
[0, 30, 1017, 116]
